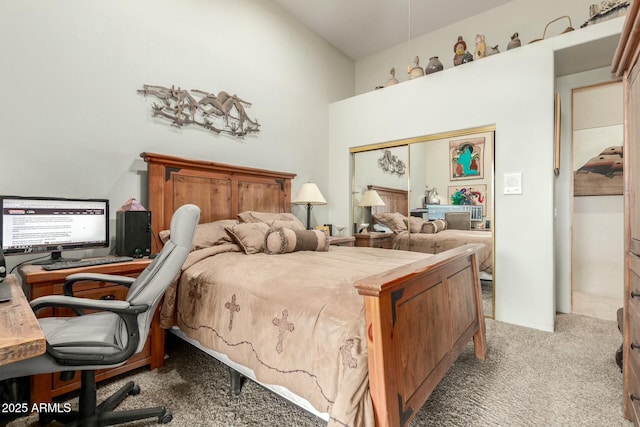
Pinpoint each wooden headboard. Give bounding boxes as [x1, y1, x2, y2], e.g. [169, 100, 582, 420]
[141, 152, 296, 252]
[367, 185, 409, 218]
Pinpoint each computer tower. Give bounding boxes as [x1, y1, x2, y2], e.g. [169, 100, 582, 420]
[116, 211, 152, 257]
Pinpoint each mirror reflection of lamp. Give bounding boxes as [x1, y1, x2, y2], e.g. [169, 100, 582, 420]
[358, 190, 386, 234]
[291, 182, 327, 230]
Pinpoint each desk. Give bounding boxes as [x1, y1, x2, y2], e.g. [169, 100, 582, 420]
[0, 274, 46, 366]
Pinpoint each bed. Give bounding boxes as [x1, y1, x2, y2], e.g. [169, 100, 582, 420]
[369, 186, 493, 278]
[142, 152, 486, 427]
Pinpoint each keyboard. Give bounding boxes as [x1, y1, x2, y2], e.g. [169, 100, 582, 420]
[41, 256, 135, 271]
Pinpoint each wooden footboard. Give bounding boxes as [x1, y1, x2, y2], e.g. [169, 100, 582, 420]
[355, 243, 486, 427]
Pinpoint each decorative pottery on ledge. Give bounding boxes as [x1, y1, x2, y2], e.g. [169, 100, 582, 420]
[425, 57, 444, 74]
[384, 67, 399, 87]
[408, 56, 425, 79]
[507, 32, 521, 50]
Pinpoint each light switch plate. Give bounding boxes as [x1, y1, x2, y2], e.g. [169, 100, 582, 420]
[504, 172, 522, 195]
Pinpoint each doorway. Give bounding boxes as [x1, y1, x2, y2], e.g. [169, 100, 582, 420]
[571, 81, 623, 321]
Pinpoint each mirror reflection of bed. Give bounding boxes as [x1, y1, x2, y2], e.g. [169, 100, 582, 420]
[351, 127, 495, 318]
[367, 185, 494, 317]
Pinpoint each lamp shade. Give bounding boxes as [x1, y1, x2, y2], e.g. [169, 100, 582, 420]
[292, 183, 327, 205]
[358, 190, 386, 207]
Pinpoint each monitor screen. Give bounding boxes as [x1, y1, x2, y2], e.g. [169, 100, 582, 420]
[0, 195, 109, 262]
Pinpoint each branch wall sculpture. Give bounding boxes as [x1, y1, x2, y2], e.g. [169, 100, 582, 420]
[378, 149, 406, 176]
[138, 85, 260, 137]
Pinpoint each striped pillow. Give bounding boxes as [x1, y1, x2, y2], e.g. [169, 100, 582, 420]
[264, 228, 329, 255]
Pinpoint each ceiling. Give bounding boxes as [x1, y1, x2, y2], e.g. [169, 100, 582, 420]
[271, 0, 516, 60]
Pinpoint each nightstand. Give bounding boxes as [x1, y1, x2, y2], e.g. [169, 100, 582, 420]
[18, 258, 161, 405]
[354, 232, 394, 249]
[329, 236, 355, 247]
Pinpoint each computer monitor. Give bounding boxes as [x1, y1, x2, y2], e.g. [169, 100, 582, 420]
[0, 195, 109, 264]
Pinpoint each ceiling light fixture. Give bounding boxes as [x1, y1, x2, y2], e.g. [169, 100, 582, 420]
[406, 0, 424, 80]
[406, 0, 412, 75]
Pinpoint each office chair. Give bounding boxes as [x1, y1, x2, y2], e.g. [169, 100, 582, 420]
[0, 204, 200, 426]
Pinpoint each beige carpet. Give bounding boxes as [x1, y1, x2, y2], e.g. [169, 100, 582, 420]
[7, 314, 630, 427]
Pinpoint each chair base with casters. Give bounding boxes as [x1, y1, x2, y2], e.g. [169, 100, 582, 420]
[38, 370, 172, 426]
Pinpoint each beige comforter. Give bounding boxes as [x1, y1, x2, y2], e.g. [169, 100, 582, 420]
[160, 244, 432, 427]
[393, 229, 493, 275]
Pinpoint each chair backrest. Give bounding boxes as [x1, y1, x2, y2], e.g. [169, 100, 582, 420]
[125, 204, 200, 352]
[444, 211, 471, 230]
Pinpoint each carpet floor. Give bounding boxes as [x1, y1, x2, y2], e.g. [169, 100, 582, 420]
[6, 313, 631, 427]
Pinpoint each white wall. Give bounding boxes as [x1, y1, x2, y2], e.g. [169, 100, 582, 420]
[356, 0, 595, 95]
[330, 42, 557, 331]
[573, 195, 624, 296]
[0, 0, 354, 270]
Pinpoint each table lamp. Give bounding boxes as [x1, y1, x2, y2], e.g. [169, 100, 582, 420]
[358, 189, 385, 233]
[292, 182, 327, 230]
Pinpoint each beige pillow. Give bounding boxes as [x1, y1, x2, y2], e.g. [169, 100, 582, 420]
[192, 219, 238, 249]
[225, 222, 270, 254]
[159, 219, 238, 251]
[421, 219, 447, 234]
[237, 211, 305, 230]
[264, 227, 329, 255]
[373, 212, 407, 233]
[405, 216, 427, 233]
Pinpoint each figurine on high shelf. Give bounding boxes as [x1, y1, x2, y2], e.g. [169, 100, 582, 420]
[407, 56, 425, 79]
[453, 36, 474, 66]
[474, 34, 486, 59]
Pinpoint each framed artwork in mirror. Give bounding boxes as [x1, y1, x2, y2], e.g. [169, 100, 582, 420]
[447, 184, 487, 213]
[450, 137, 485, 180]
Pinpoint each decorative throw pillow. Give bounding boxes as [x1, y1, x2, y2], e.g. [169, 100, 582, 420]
[192, 219, 238, 249]
[159, 219, 239, 251]
[225, 222, 270, 254]
[237, 211, 305, 230]
[264, 227, 329, 255]
[373, 212, 407, 233]
[405, 216, 427, 233]
[421, 219, 447, 234]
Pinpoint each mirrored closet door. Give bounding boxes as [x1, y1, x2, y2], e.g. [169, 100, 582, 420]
[350, 126, 495, 317]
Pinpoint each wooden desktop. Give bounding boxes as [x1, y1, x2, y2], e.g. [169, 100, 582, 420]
[0, 274, 46, 366]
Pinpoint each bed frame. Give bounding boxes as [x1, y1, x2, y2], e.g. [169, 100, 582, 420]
[141, 152, 486, 427]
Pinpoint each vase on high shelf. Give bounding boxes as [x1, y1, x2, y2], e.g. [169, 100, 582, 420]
[425, 57, 444, 74]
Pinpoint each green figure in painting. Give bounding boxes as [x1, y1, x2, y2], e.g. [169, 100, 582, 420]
[457, 144, 479, 176]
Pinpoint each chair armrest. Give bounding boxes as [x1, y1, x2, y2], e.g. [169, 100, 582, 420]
[64, 273, 136, 297]
[31, 295, 149, 366]
[30, 295, 143, 314]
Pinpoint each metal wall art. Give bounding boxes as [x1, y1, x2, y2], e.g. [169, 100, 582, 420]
[378, 150, 406, 176]
[138, 85, 260, 137]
